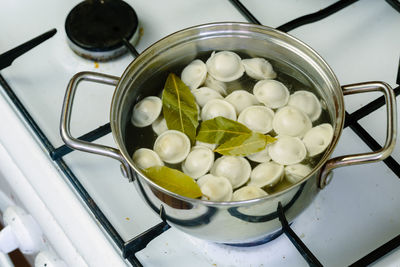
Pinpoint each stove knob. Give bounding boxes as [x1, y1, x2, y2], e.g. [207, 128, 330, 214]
[0, 206, 43, 254]
[35, 250, 67, 267]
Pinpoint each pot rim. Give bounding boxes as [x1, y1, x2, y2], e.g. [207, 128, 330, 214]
[110, 22, 344, 207]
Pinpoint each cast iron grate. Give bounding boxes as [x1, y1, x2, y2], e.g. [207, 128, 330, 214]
[0, 1, 399, 266]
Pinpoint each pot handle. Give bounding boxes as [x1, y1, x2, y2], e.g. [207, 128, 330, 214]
[319, 81, 397, 188]
[60, 71, 126, 165]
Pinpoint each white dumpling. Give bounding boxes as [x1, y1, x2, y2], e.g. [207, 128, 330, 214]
[192, 87, 223, 107]
[197, 174, 233, 201]
[253, 80, 289, 109]
[131, 96, 162, 127]
[242, 58, 276, 80]
[181, 59, 207, 90]
[210, 156, 251, 189]
[288, 90, 322, 122]
[204, 74, 227, 96]
[232, 186, 268, 201]
[285, 164, 312, 184]
[132, 148, 164, 170]
[201, 99, 236, 121]
[302, 123, 333, 157]
[206, 51, 245, 82]
[273, 106, 311, 138]
[182, 146, 214, 179]
[151, 115, 168, 136]
[249, 161, 284, 188]
[153, 130, 191, 164]
[195, 140, 217, 150]
[246, 145, 271, 163]
[225, 90, 260, 115]
[269, 136, 306, 165]
[237, 106, 274, 134]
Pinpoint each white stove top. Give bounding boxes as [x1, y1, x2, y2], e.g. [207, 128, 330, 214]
[0, 0, 399, 266]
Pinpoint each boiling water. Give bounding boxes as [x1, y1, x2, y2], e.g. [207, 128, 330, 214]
[124, 56, 331, 195]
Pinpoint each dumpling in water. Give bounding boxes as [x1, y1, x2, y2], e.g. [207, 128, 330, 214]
[288, 90, 322, 122]
[246, 145, 271, 163]
[192, 87, 223, 108]
[238, 105, 274, 134]
[253, 80, 289, 109]
[206, 51, 245, 82]
[269, 136, 306, 165]
[225, 90, 260, 115]
[153, 130, 191, 164]
[131, 96, 162, 127]
[249, 161, 284, 188]
[204, 74, 227, 96]
[181, 59, 207, 90]
[201, 99, 236, 121]
[151, 115, 168, 136]
[210, 156, 251, 189]
[242, 57, 276, 80]
[197, 174, 233, 201]
[132, 148, 164, 170]
[182, 146, 214, 179]
[302, 123, 333, 157]
[285, 163, 312, 184]
[195, 140, 217, 150]
[273, 106, 311, 138]
[232, 186, 268, 201]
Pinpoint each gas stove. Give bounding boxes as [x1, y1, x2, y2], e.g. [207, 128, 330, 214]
[0, 0, 399, 266]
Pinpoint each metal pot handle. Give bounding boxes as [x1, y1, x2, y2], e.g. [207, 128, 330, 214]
[60, 71, 125, 164]
[319, 81, 397, 188]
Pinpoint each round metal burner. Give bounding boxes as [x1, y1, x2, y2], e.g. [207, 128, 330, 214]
[65, 0, 139, 61]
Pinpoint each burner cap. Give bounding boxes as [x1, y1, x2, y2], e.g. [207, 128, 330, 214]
[65, 0, 139, 61]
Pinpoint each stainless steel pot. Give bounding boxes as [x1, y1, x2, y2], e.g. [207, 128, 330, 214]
[60, 23, 397, 244]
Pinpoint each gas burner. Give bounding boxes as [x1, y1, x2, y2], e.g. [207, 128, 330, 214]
[65, 0, 139, 61]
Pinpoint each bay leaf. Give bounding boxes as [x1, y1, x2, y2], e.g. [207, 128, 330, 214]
[162, 73, 198, 144]
[215, 133, 277, 156]
[196, 116, 251, 145]
[143, 166, 202, 199]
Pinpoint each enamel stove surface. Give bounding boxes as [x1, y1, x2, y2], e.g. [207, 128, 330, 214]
[0, 0, 399, 266]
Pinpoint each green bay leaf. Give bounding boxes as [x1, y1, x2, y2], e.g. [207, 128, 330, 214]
[215, 133, 277, 156]
[143, 166, 202, 199]
[265, 135, 277, 144]
[162, 73, 198, 144]
[196, 116, 251, 145]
